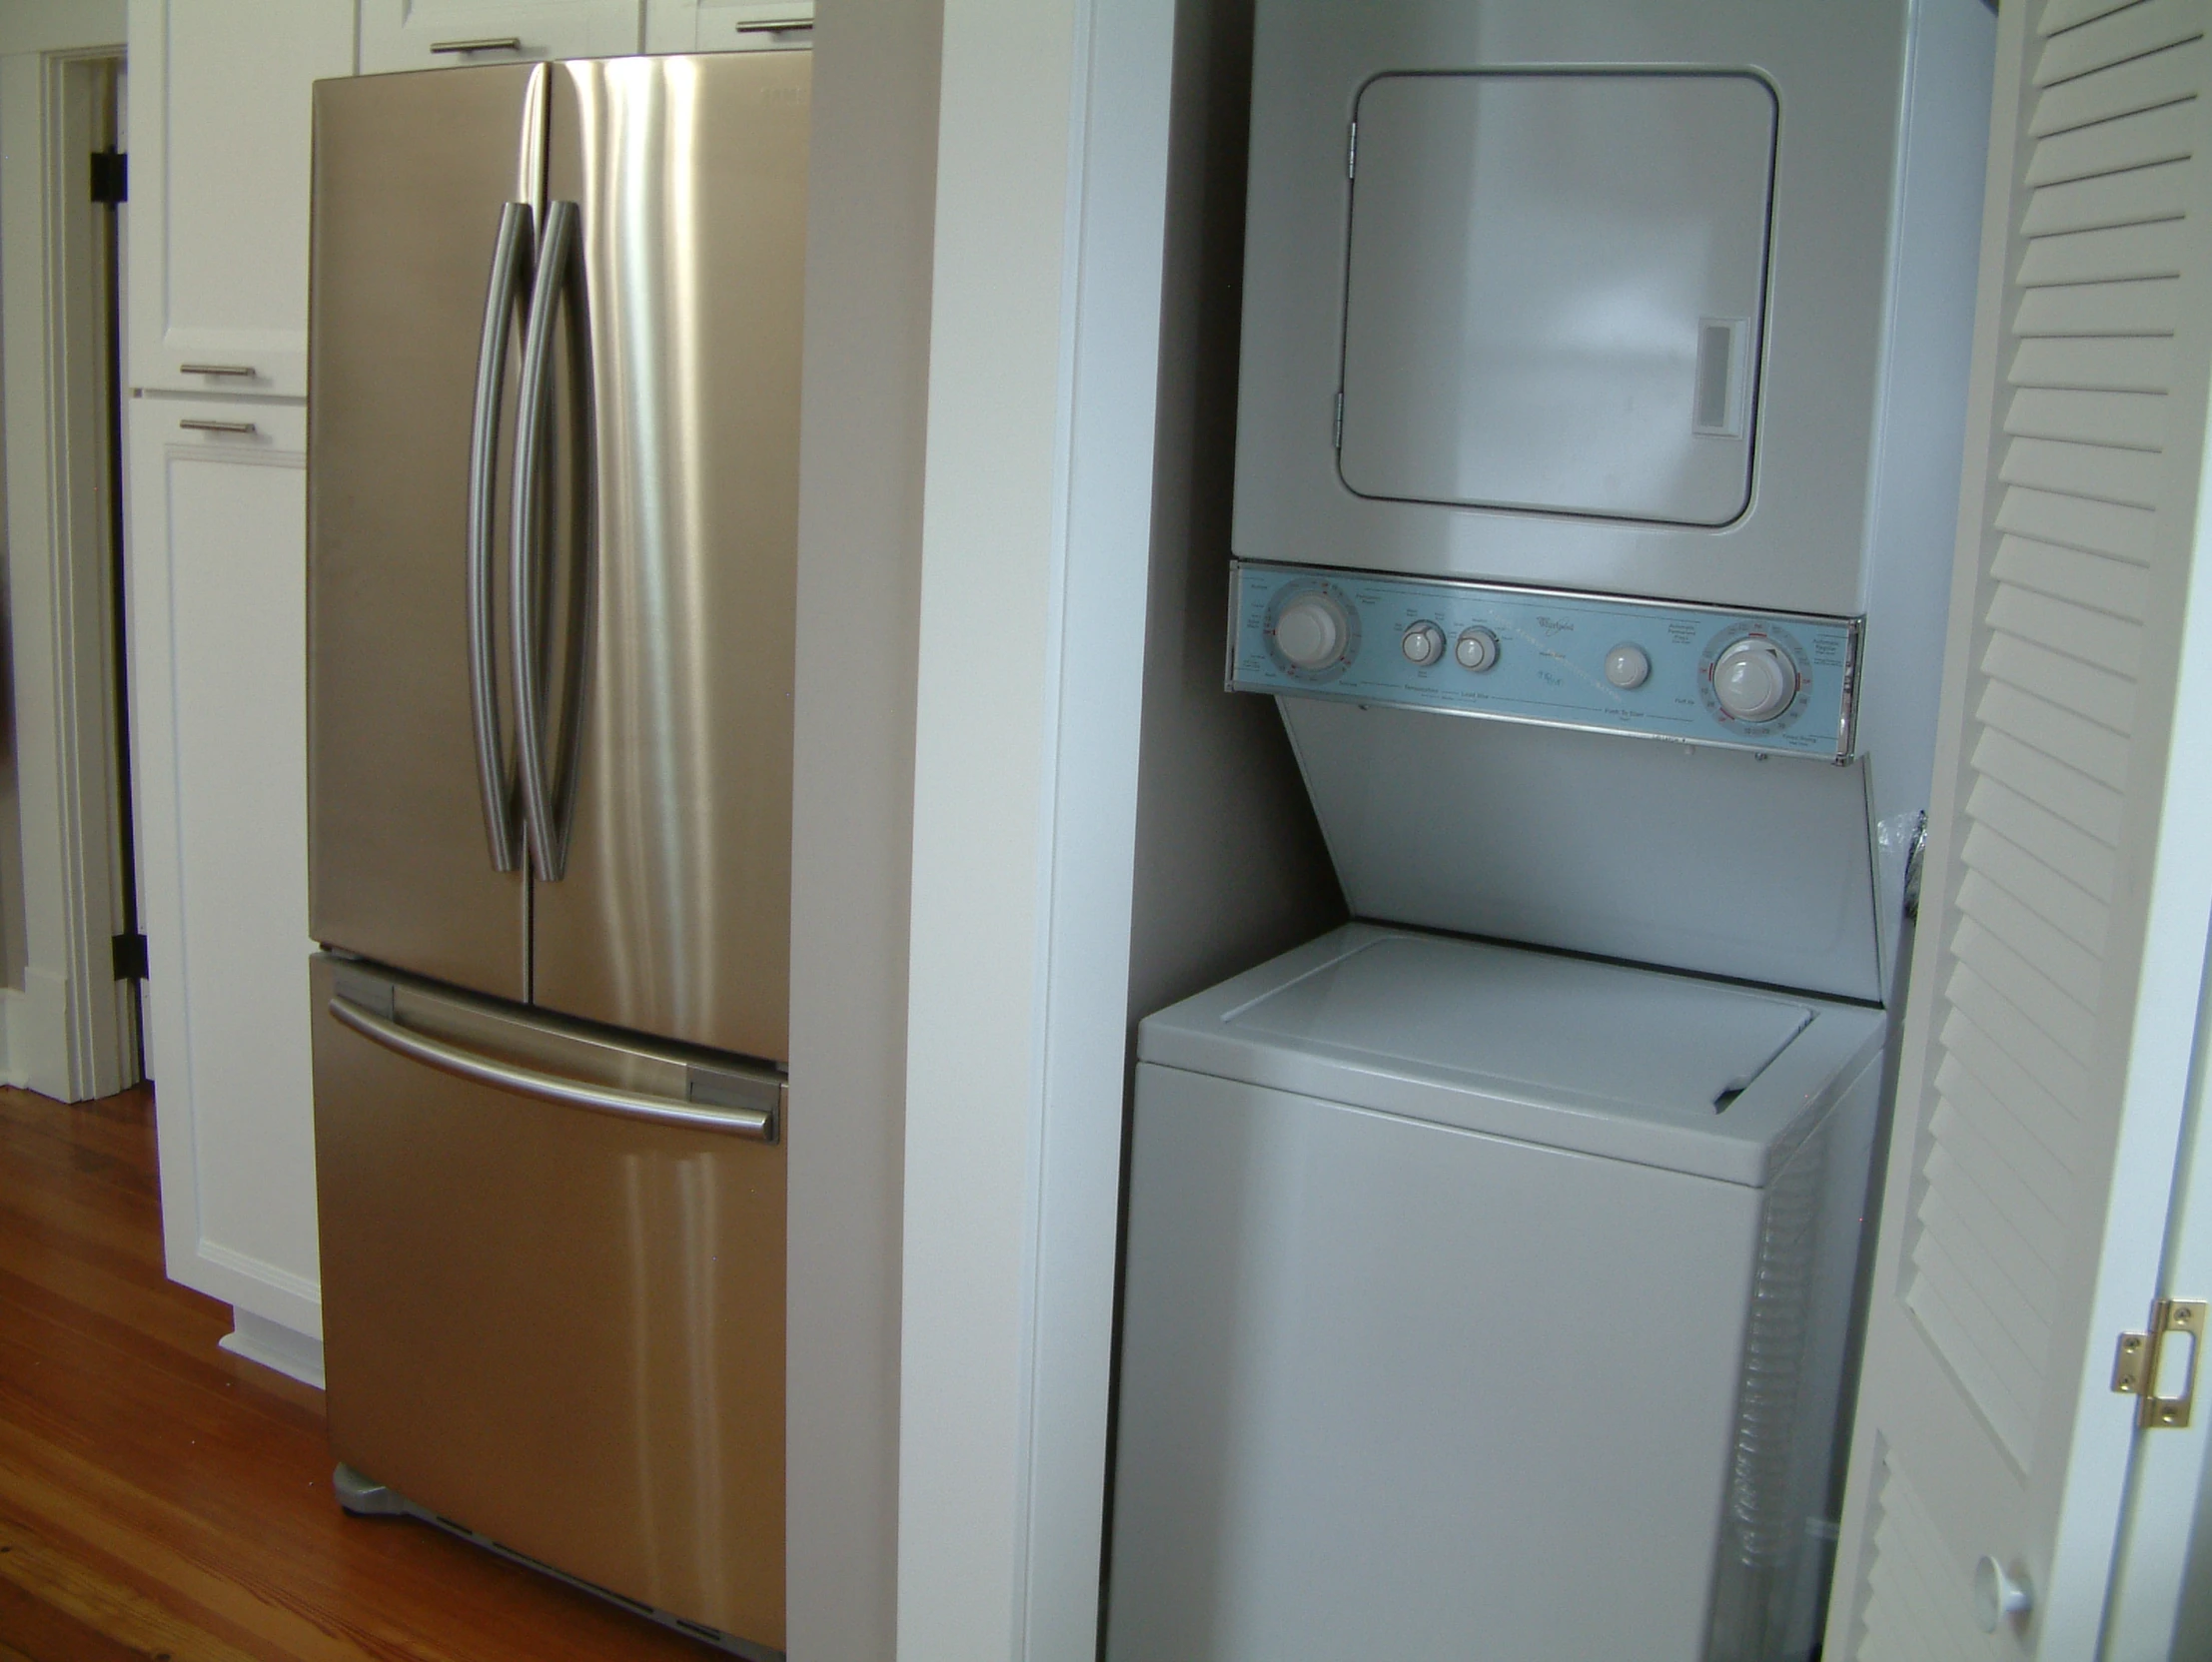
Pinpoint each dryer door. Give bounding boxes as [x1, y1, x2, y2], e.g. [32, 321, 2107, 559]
[1339, 71, 1776, 528]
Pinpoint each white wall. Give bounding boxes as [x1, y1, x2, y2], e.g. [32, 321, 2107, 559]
[896, 0, 1183, 1656]
[785, 1, 942, 1656]
[896, 0, 1083, 1648]
[0, 2, 126, 57]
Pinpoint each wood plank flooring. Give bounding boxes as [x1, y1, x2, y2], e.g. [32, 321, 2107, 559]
[0, 1083, 712, 1661]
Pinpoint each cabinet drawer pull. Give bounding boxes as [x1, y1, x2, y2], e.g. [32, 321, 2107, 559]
[180, 363, 256, 378]
[178, 418, 258, 435]
[431, 36, 524, 53]
[735, 18, 812, 31]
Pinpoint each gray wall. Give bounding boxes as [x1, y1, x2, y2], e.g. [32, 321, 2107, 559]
[1125, 0, 1342, 1032]
[784, 3, 942, 1657]
[1102, 0, 1345, 1622]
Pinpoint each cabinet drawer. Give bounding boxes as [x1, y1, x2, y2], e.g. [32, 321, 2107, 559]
[126, 0, 356, 399]
[358, 0, 640, 74]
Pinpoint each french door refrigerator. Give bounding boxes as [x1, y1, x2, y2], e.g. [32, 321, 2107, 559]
[305, 51, 807, 1659]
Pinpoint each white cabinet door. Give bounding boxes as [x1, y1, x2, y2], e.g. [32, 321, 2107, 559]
[1825, 2, 2212, 1655]
[356, 0, 638, 74]
[129, 396, 321, 1338]
[642, 0, 811, 54]
[125, 0, 356, 400]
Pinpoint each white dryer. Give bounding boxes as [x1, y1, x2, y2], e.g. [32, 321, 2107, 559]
[1106, 925, 1885, 1662]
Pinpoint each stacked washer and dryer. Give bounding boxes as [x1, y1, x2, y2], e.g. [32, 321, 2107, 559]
[1106, 4, 1994, 1660]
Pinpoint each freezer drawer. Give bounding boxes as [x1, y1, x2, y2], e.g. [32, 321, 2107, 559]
[311, 955, 786, 1652]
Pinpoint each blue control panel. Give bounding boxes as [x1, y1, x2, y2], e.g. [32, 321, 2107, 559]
[1229, 561, 1861, 760]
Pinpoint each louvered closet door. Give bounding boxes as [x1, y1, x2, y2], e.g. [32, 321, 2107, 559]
[1827, 1, 2212, 1656]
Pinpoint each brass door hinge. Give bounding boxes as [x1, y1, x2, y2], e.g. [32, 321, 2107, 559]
[2112, 1297, 2206, 1428]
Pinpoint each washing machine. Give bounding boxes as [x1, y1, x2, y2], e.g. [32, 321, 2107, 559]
[1108, 925, 1884, 1661]
[1105, 0, 1994, 1657]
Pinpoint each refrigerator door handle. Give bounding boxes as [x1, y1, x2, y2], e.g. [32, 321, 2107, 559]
[328, 994, 777, 1141]
[511, 199, 579, 881]
[467, 201, 534, 872]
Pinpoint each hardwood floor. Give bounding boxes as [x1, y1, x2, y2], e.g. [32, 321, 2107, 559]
[0, 1083, 713, 1661]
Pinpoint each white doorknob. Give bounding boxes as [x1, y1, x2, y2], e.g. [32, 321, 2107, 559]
[1973, 1555, 2032, 1633]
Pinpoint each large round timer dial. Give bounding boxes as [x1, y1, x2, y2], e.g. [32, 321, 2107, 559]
[1272, 590, 1353, 671]
[1710, 636, 1799, 723]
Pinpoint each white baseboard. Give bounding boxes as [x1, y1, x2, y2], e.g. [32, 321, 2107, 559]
[0, 988, 25, 1087]
[1, 973, 67, 1094]
[220, 1309, 326, 1390]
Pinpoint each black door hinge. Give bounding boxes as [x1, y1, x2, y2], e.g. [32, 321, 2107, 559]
[90, 150, 126, 206]
[112, 932, 148, 981]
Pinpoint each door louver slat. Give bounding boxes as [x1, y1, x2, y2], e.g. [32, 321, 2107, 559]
[1959, 822, 2110, 953]
[2028, 39, 2202, 135]
[1962, 772, 2119, 899]
[2033, 0, 2202, 89]
[2022, 101, 2193, 186]
[1857, 1453, 1993, 1661]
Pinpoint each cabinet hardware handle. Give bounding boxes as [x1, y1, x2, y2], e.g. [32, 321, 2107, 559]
[735, 18, 812, 31]
[180, 363, 256, 378]
[178, 418, 257, 435]
[431, 36, 524, 53]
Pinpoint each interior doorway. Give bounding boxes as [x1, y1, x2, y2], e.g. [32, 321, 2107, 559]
[0, 43, 140, 1099]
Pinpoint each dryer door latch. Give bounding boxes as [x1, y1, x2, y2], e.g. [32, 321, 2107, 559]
[2112, 1297, 2206, 1428]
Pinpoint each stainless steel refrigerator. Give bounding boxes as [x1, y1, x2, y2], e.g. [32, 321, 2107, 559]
[305, 51, 807, 1660]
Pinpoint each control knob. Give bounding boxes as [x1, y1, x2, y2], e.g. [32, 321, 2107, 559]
[1274, 592, 1351, 670]
[1711, 637, 1797, 722]
[1455, 627, 1500, 671]
[1605, 643, 1652, 690]
[1402, 621, 1445, 666]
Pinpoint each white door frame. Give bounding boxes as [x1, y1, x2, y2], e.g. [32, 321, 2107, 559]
[0, 15, 136, 1100]
[2101, 919, 2212, 1656]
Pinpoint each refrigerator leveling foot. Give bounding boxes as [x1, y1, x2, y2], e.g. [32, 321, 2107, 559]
[333, 1463, 408, 1516]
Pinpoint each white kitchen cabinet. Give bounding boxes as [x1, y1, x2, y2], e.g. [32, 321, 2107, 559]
[357, 0, 639, 73]
[125, 1, 356, 400]
[643, 0, 812, 54]
[128, 396, 322, 1348]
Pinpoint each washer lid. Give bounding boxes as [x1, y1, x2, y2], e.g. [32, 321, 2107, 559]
[1138, 924, 1884, 1186]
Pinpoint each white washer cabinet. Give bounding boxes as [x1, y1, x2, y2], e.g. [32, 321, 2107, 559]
[1107, 927, 1884, 1662]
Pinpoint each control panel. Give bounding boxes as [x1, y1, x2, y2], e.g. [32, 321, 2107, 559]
[1229, 560, 1860, 760]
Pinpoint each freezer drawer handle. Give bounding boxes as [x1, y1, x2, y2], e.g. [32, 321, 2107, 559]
[328, 995, 776, 1142]
[468, 201, 535, 873]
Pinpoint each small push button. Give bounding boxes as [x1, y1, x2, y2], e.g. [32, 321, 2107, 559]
[1605, 643, 1651, 690]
